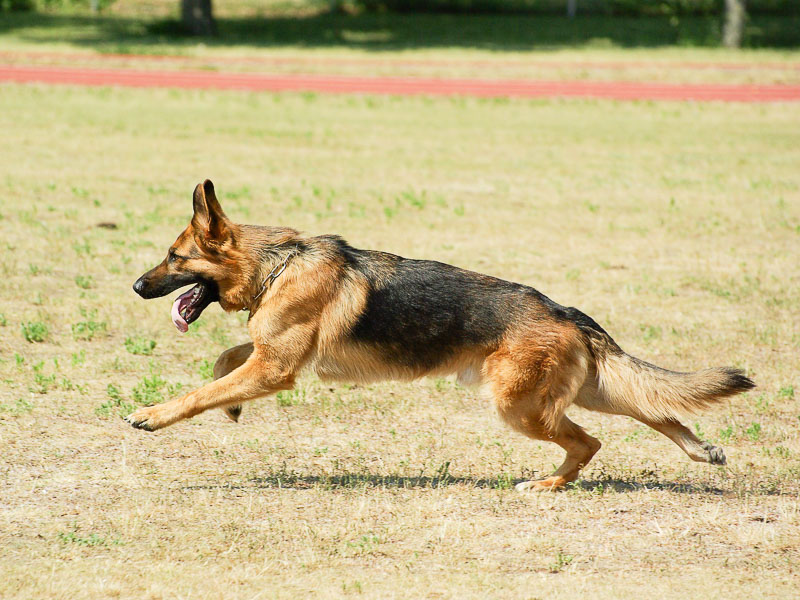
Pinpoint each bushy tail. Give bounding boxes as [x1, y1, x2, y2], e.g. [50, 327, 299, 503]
[589, 338, 754, 422]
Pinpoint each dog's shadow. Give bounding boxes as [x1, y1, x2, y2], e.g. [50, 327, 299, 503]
[182, 472, 778, 496]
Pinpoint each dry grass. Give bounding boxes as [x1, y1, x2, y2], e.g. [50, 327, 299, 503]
[0, 81, 799, 599]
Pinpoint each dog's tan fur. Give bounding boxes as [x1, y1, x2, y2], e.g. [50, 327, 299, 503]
[127, 181, 753, 490]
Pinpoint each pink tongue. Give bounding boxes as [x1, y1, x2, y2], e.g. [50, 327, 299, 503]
[170, 287, 197, 333]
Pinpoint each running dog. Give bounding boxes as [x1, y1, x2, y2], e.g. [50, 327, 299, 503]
[128, 180, 754, 490]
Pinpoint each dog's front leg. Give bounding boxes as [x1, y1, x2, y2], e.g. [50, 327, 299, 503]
[124, 354, 295, 432]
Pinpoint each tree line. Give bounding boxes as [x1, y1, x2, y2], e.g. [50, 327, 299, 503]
[181, 0, 774, 48]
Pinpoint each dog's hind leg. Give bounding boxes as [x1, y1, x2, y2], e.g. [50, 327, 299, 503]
[636, 417, 726, 465]
[214, 343, 254, 422]
[487, 337, 600, 491]
[575, 377, 726, 466]
[502, 410, 601, 492]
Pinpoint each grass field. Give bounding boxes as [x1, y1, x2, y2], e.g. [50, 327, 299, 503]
[1, 83, 798, 598]
[1, 5, 800, 598]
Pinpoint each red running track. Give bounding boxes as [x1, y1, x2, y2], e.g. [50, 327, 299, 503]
[2, 64, 799, 102]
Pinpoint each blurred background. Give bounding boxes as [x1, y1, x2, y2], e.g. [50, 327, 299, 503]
[1, 1, 798, 51]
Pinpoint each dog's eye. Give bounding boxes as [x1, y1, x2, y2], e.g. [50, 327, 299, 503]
[168, 249, 189, 263]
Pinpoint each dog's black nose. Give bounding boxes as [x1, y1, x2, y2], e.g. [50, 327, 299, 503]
[133, 277, 147, 297]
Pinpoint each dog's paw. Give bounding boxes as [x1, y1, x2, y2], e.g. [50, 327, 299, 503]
[703, 443, 727, 466]
[515, 476, 568, 492]
[124, 406, 169, 432]
[223, 404, 242, 422]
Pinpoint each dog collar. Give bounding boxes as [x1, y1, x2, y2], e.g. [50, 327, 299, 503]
[247, 247, 298, 309]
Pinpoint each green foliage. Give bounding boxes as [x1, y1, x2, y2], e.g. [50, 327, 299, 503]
[74, 274, 94, 289]
[0, 398, 34, 415]
[276, 388, 306, 407]
[693, 421, 705, 440]
[30, 360, 56, 394]
[71, 308, 107, 340]
[0, 0, 34, 12]
[341, 580, 364, 594]
[754, 394, 771, 414]
[492, 472, 514, 490]
[21, 321, 48, 343]
[36, 0, 117, 12]
[96, 383, 135, 417]
[773, 445, 791, 459]
[125, 336, 156, 355]
[623, 427, 645, 442]
[718, 425, 734, 443]
[132, 372, 168, 406]
[197, 359, 215, 381]
[745, 422, 762, 441]
[4, 0, 797, 16]
[2, 2, 797, 48]
[72, 238, 92, 256]
[129, 363, 183, 407]
[434, 460, 452, 486]
[346, 533, 381, 555]
[399, 188, 426, 209]
[59, 375, 76, 391]
[350, 0, 797, 17]
[106, 383, 123, 403]
[57, 528, 122, 547]
[70, 350, 86, 366]
[549, 550, 574, 573]
[640, 324, 662, 342]
[27, 359, 78, 395]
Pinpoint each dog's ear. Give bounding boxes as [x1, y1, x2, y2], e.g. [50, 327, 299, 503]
[192, 179, 231, 245]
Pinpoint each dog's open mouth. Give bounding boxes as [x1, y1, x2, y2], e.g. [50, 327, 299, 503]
[170, 281, 219, 333]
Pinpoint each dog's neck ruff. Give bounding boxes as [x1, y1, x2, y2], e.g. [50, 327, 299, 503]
[245, 247, 298, 311]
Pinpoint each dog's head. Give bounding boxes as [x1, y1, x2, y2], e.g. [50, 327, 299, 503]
[133, 180, 234, 332]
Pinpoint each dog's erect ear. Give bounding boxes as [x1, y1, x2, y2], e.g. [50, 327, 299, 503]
[192, 179, 231, 245]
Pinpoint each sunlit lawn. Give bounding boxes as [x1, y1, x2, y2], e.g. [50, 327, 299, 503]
[0, 38, 799, 600]
[0, 1, 800, 599]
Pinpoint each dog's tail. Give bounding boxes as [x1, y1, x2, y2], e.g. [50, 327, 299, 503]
[584, 333, 754, 421]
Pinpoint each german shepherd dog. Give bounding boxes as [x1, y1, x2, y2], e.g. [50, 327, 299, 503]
[128, 180, 754, 491]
